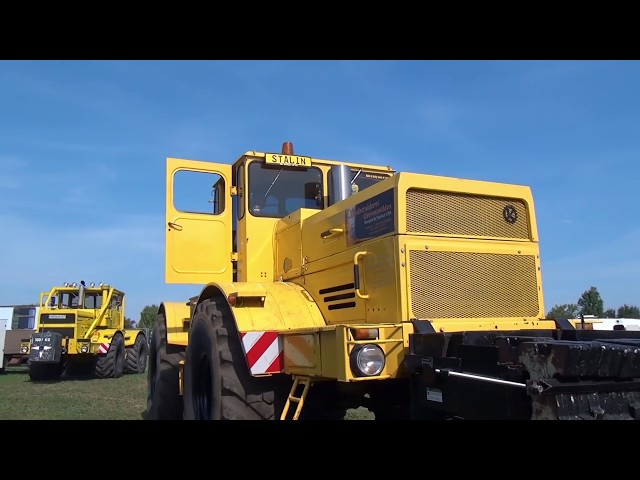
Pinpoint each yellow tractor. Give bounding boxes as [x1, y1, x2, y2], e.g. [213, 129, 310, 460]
[145, 141, 640, 420]
[22, 281, 148, 381]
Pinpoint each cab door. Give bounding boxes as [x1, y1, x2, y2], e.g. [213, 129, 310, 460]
[166, 158, 233, 284]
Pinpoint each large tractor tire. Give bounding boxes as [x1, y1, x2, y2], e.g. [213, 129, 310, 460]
[124, 333, 148, 374]
[183, 296, 289, 420]
[145, 313, 185, 420]
[95, 333, 125, 379]
[28, 362, 63, 381]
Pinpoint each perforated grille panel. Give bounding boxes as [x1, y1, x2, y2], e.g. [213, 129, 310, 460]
[406, 189, 530, 239]
[409, 250, 539, 319]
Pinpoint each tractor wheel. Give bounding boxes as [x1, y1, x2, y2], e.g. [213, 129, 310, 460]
[145, 313, 185, 420]
[28, 362, 63, 381]
[183, 296, 289, 420]
[94, 333, 126, 378]
[124, 333, 148, 374]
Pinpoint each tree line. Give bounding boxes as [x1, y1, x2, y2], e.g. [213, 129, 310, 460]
[124, 304, 159, 329]
[546, 286, 640, 320]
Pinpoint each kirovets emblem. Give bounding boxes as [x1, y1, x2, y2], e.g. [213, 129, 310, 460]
[503, 204, 518, 224]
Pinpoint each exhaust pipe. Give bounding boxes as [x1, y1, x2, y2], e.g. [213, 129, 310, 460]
[329, 165, 352, 206]
[78, 280, 86, 309]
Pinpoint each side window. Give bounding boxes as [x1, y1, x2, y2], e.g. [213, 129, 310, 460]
[351, 170, 391, 193]
[111, 294, 123, 311]
[84, 294, 102, 309]
[174, 170, 225, 215]
[328, 169, 391, 206]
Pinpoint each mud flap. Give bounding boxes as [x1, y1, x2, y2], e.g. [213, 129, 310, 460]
[29, 332, 63, 364]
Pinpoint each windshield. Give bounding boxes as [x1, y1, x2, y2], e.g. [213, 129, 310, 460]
[248, 162, 323, 217]
[50, 291, 103, 309]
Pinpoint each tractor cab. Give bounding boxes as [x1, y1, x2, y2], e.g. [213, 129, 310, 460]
[165, 142, 395, 285]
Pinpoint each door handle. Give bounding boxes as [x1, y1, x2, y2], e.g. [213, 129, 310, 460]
[320, 227, 344, 239]
[353, 251, 369, 300]
[167, 222, 183, 231]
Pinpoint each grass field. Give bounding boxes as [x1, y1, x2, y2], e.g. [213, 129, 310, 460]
[0, 366, 147, 420]
[0, 366, 373, 420]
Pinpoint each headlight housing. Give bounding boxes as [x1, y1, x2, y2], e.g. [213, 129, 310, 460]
[20, 345, 29, 354]
[350, 344, 385, 377]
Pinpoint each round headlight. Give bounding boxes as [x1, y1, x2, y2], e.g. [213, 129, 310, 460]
[20, 346, 28, 353]
[350, 344, 385, 377]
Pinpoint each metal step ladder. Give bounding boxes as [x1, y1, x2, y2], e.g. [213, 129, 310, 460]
[280, 376, 312, 420]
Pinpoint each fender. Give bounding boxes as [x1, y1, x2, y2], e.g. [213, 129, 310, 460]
[195, 281, 326, 332]
[123, 328, 147, 348]
[160, 301, 191, 346]
[192, 281, 327, 375]
[90, 328, 124, 355]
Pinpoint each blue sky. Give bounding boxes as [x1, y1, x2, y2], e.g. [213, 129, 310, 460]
[1, 60, 639, 321]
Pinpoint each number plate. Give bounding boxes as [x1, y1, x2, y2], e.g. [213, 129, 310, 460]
[265, 153, 312, 167]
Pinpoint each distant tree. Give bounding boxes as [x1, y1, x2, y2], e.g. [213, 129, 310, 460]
[139, 304, 159, 330]
[617, 304, 640, 319]
[124, 317, 136, 328]
[577, 287, 604, 317]
[547, 304, 579, 319]
[603, 308, 616, 318]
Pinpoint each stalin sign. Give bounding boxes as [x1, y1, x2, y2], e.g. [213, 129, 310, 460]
[265, 153, 312, 167]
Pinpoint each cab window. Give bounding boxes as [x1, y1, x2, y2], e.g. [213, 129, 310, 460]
[248, 162, 323, 218]
[328, 169, 391, 206]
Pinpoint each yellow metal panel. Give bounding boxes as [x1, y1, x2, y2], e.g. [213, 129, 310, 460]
[406, 189, 531, 240]
[429, 319, 557, 332]
[301, 175, 400, 263]
[213, 281, 327, 332]
[123, 329, 146, 348]
[236, 216, 281, 282]
[274, 209, 318, 281]
[165, 158, 233, 285]
[162, 301, 191, 346]
[293, 235, 404, 326]
[274, 220, 303, 280]
[292, 250, 367, 324]
[284, 324, 411, 381]
[395, 172, 539, 241]
[283, 334, 318, 369]
[318, 327, 343, 378]
[403, 236, 545, 322]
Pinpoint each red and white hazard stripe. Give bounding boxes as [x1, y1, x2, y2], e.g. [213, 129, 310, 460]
[240, 331, 283, 375]
[98, 343, 110, 355]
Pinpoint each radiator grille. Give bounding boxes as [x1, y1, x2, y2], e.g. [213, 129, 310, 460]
[409, 250, 539, 319]
[406, 189, 530, 239]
